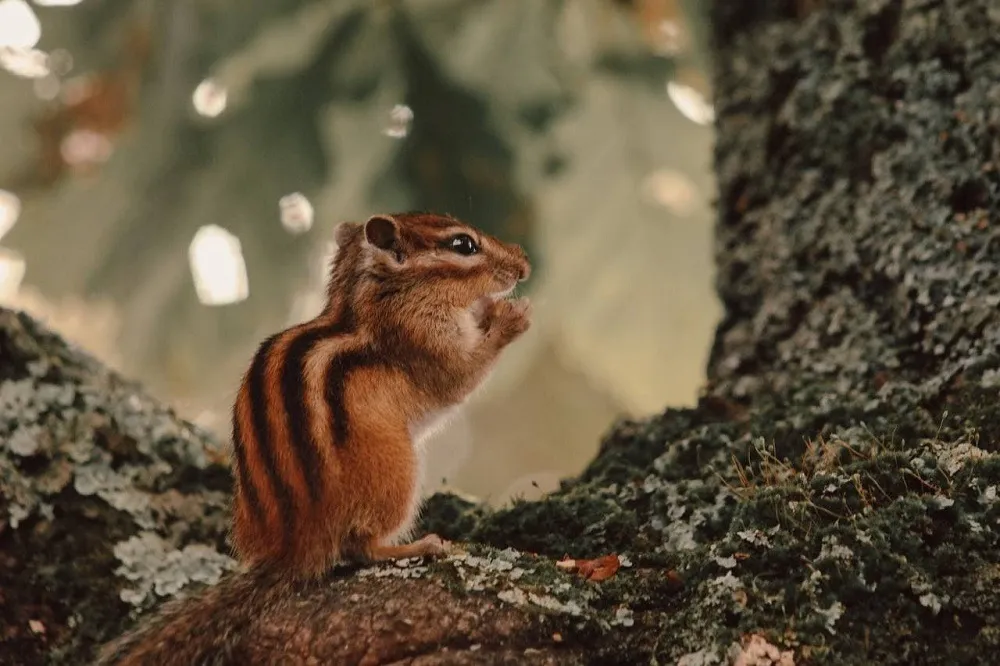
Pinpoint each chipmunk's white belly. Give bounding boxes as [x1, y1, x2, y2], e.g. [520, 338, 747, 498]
[410, 405, 461, 450]
[386, 409, 459, 546]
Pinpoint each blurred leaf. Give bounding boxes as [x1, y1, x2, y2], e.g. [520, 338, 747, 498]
[74, 5, 368, 383]
[409, 0, 569, 125]
[375, 9, 537, 262]
[531, 71, 719, 412]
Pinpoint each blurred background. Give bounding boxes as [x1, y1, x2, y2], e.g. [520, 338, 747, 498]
[0, 0, 721, 506]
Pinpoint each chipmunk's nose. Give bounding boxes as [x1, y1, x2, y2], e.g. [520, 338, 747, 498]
[513, 246, 531, 281]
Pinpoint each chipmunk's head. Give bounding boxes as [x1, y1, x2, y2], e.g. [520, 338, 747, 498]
[326, 212, 530, 332]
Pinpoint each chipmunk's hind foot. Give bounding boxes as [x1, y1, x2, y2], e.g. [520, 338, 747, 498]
[364, 533, 451, 562]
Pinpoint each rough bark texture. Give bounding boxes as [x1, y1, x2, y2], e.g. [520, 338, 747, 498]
[94, 563, 583, 666]
[3, 0, 1000, 664]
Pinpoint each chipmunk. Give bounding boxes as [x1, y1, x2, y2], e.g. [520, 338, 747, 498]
[94, 212, 532, 664]
[233, 210, 531, 576]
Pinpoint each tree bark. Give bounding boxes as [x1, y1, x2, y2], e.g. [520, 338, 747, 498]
[2, 0, 1000, 664]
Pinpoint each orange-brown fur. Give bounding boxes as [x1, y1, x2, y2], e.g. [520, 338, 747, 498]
[230, 211, 531, 576]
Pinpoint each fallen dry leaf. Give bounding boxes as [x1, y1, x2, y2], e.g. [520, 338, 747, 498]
[556, 554, 621, 582]
[28, 620, 45, 635]
[664, 570, 684, 588]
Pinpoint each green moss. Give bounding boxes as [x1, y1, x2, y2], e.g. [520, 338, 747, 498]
[469, 491, 647, 558]
[415, 386, 1000, 665]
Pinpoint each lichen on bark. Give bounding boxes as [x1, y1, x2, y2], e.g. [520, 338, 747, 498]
[0, 309, 236, 664]
[3, 0, 1000, 664]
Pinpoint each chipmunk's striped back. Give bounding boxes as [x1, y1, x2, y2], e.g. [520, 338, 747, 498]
[229, 311, 388, 569]
[229, 220, 366, 570]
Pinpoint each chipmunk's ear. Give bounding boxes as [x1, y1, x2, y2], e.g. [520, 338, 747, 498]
[363, 215, 404, 261]
[333, 221, 362, 247]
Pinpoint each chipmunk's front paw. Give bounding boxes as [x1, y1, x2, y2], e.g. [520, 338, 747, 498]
[492, 297, 532, 340]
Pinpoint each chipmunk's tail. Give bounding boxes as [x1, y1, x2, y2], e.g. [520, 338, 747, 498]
[93, 568, 275, 666]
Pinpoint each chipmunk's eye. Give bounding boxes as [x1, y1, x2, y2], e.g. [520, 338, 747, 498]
[447, 233, 479, 256]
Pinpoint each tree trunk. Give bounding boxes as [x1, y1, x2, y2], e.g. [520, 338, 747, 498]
[2, 0, 999, 664]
